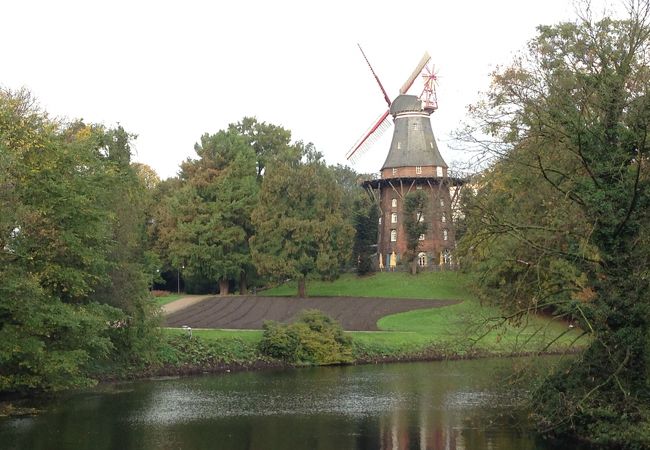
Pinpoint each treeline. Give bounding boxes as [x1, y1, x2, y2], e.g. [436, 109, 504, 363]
[0, 89, 376, 394]
[149, 117, 378, 297]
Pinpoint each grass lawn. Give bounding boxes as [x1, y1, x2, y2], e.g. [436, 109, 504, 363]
[165, 272, 586, 359]
[262, 271, 467, 299]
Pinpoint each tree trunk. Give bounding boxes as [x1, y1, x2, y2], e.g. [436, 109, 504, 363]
[239, 272, 248, 295]
[297, 277, 307, 298]
[219, 278, 229, 296]
[411, 260, 417, 275]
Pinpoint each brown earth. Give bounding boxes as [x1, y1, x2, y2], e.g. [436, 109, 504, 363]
[164, 296, 458, 331]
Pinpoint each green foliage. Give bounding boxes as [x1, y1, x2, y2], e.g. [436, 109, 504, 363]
[250, 147, 354, 297]
[228, 116, 295, 178]
[353, 194, 378, 276]
[167, 130, 259, 294]
[259, 310, 353, 365]
[402, 191, 428, 274]
[0, 88, 162, 393]
[0, 267, 122, 393]
[162, 334, 259, 366]
[459, 3, 650, 444]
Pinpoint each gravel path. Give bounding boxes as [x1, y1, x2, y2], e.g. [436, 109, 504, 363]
[164, 296, 458, 331]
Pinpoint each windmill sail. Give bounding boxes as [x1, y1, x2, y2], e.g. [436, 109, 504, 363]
[346, 111, 392, 162]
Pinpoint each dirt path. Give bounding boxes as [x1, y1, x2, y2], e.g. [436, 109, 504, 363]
[164, 296, 459, 331]
[162, 295, 212, 315]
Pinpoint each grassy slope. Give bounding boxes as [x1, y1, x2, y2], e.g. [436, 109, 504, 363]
[166, 272, 586, 359]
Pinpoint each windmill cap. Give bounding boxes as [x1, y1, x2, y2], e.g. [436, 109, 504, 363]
[390, 95, 424, 115]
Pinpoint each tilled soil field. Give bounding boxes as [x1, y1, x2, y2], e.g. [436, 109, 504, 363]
[164, 296, 458, 331]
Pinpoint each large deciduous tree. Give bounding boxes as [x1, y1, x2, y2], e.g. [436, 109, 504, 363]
[251, 147, 354, 297]
[459, 3, 650, 445]
[0, 89, 158, 393]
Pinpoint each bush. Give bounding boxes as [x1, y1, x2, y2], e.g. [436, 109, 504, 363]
[259, 310, 352, 365]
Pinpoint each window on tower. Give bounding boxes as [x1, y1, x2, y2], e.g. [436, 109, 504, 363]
[416, 166, 422, 174]
[441, 213, 447, 223]
[419, 234, 425, 241]
[436, 167, 443, 177]
[417, 211, 424, 222]
[418, 252, 427, 267]
[391, 213, 398, 223]
[392, 168, 398, 175]
[391, 198, 397, 208]
[443, 229, 448, 241]
[390, 229, 397, 242]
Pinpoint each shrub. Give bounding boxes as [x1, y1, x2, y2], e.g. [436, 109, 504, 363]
[259, 310, 352, 365]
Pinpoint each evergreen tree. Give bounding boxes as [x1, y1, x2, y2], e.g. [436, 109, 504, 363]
[251, 148, 354, 297]
[352, 195, 378, 276]
[168, 130, 258, 295]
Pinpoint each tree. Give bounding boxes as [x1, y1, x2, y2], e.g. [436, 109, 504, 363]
[250, 147, 354, 297]
[402, 191, 428, 275]
[352, 194, 378, 276]
[228, 117, 294, 178]
[459, 3, 650, 445]
[0, 89, 159, 392]
[168, 130, 258, 295]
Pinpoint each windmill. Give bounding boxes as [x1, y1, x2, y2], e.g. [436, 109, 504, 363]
[345, 45, 437, 164]
[348, 46, 462, 271]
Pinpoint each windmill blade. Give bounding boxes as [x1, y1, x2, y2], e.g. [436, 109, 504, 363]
[346, 110, 392, 163]
[358, 44, 392, 108]
[399, 52, 431, 95]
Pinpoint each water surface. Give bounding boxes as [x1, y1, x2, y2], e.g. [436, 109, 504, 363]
[0, 357, 576, 450]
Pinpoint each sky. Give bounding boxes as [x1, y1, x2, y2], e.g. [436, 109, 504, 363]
[2, 0, 621, 179]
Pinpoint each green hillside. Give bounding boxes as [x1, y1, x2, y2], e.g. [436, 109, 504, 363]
[168, 272, 586, 360]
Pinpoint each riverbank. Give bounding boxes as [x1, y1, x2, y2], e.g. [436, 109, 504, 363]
[98, 271, 585, 383]
[2, 272, 586, 413]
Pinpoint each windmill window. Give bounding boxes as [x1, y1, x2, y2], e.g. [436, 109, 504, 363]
[392, 168, 398, 175]
[419, 234, 425, 241]
[416, 166, 422, 174]
[443, 229, 449, 241]
[417, 211, 424, 222]
[412, 122, 419, 131]
[378, 217, 382, 225]
[391, 198, 397, 208]
[430, 142, 434, 148]
[390, 229, 397, 242]
[416, 185, 422, 190]
[441, 213, 447, 223]
[391, 213, 398, 223]
[436, 166, 443, 177]
[440, 198, 445, 208]
[397, 142, 401, 150]
[418, 252, 427, 267]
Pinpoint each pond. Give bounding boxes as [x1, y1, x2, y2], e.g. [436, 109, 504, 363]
[0, 357, 581, 450]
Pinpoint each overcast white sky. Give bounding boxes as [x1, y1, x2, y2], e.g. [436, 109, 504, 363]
[2, 0, 621, 179]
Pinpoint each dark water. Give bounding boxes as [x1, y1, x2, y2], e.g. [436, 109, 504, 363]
[0, 358, 576, 450]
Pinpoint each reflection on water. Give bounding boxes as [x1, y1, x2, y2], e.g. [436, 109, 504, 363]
[0, 357, 578, 450]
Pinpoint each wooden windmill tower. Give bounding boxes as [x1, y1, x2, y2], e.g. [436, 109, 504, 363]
[347, 46, 463, 270]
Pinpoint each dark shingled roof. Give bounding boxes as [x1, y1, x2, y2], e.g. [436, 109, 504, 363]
[382, 94, 448, 170]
